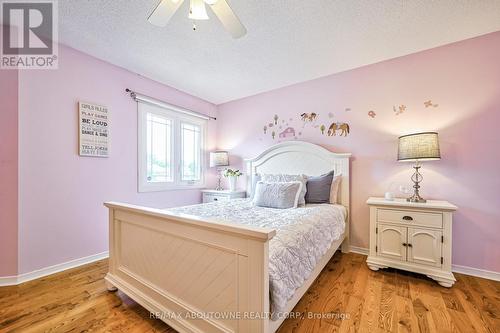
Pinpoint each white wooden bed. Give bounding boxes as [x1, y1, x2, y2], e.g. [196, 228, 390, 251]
[104, 141, 351, 333]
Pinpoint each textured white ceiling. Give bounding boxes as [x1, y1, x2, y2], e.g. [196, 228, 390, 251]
[59, 0, 500, 104]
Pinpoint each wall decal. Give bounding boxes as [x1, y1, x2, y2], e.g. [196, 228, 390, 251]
[345, 108, 351, 112]
[271, 131, 276, 139]
[394, 105, 406, 116]
[279, 127, 295, 139]
[263, 125, 267, 134]
[273, 114, 279, 125]
[424, 100, 439, 108]
[300, 112, 318, 122]
[328, 112, 334, 118]
[327, 122, 350, 137]
[368, 110, 376, 118]
[79, 101, 109, 157]
[320, 124, 326, 134]
[268, 122, 273, 128]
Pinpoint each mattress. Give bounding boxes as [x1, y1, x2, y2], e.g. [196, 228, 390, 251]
[166, 198, 346, 316]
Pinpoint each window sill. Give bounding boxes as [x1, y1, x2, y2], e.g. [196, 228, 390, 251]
[138, 184, 206, 193]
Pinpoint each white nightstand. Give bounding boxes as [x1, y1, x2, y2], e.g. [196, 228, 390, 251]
[366, 197, 458, 287]
[201, 189, 246, 203]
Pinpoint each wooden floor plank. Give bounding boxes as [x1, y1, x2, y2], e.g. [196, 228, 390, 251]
[1, 252, 498, 333]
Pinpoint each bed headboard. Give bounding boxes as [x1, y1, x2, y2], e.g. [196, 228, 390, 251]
[245, 141, 351, 252]
[244, 141, 351, 210]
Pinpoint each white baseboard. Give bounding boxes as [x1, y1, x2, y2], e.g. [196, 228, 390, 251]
[0, 275, 18, 286]
[348, 246, 500, 282]
[349, 245, 369, 255]
[0, 251, 109, 287]
[452, 264, 500, 282]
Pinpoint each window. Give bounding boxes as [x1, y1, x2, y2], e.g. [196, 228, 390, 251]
[138, 103, 206, 192]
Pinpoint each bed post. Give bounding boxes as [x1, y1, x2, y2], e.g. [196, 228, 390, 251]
[106, 207, 118, 291]
[339, 156, 350, 253]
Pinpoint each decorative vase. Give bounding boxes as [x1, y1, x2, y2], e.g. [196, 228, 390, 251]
[228, 176, 237, 192]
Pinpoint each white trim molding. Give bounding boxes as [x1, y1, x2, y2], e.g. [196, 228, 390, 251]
[452, 264, 500, 282]
[0, 251, 109, 287]
[349, 245, 369, 255]
[348, 246, 500, 282]
[0, 275, 18, 286]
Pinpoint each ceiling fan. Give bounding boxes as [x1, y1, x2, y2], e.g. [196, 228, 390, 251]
[148, 0, 247, 39]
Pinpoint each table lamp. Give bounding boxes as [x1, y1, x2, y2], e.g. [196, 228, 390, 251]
[398, 132, 441, 203]
[210, 151, 229, 191]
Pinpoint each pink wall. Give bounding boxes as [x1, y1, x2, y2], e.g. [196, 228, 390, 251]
[17, 45, 217, 274]
[217, 31, 500, 272]
[0, 68, 18, 277]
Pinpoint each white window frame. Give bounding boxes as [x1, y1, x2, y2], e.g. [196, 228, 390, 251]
[138, 102, 207, 192]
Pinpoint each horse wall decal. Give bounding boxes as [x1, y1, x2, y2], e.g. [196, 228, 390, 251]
[300, 113, 317, 122]
[327, 122, 350, 137]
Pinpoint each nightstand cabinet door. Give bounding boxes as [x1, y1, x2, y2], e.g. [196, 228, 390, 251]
[377, 224, 407, 262]
[407, 228, 442, 267]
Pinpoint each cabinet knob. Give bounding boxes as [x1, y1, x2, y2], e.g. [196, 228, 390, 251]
[402, 215, 413, 221]
[402, 243, 407, 247]
[213, 198, 218, 201]
[407, 243, 413, 247]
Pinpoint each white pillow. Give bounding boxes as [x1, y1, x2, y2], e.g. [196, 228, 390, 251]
[253, 181, 303, 209]
[329, 174, 342, 204]
[261, 174, 307, 205]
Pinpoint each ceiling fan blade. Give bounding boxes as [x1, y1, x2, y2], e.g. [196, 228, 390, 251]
[148, 0, 185, 27]
[208, 0, 246, 38]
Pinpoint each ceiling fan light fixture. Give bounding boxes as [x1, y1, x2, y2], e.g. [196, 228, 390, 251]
[188, 0, 209, 20]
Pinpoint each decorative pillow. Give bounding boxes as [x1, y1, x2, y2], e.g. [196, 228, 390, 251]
[252, 181, 303, 209]
[305, 170, 334, 204]
[250, 174, 262, 199]
[261, 174, 307, 205]
[329, 174, 342, 204]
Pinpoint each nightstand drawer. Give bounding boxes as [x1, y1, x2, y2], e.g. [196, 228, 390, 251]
[203, 194, 230, 203]
[377, 209, 443, 229]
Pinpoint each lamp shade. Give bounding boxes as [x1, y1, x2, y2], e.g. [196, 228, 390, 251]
[398, 132, 441, 162]
[209, 151, 229, 167]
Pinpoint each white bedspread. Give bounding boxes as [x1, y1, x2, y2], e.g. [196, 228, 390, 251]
[165, 198, 346, 315]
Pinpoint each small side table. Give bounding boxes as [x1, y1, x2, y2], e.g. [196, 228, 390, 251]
[366, 197, 457, 287]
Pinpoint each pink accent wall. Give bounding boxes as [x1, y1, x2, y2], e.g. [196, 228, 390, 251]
[217, 31, 500, 272]
[17, 45, 217, 274]
[0, 67, 18, 277]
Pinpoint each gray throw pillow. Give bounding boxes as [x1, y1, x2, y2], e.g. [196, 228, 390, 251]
[253, 181, 302, 209]
[305, 170, 334, 204]
[261, 174, 307, 206]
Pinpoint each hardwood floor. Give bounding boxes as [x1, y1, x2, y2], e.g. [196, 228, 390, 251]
[0, 252, 498, 332]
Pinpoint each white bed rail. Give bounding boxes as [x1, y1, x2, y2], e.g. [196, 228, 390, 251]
[104, 202, 276, 333]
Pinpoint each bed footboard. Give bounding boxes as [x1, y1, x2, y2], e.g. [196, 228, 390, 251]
[104, 202, 276, 333]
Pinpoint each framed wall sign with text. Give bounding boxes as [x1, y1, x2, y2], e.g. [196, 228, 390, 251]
[78, 101, 109, 157]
